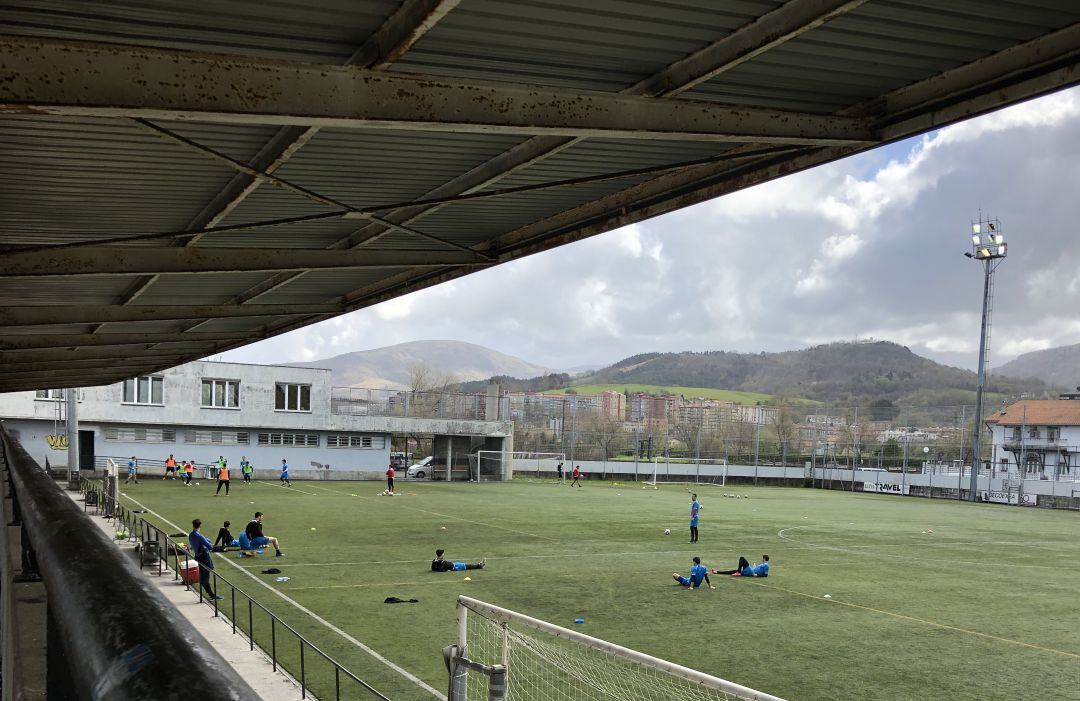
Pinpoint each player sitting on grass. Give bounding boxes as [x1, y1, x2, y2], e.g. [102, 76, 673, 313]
[212, 520, 239, 552]
[712, 554, 769, 577]
[430, 549, 485, 571]
[239, 512, 284, 557]
[673, 556, 714, 590]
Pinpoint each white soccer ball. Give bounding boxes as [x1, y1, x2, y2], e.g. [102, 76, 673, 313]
[663, 528, 670, 535]
[195, 482, 200, 486]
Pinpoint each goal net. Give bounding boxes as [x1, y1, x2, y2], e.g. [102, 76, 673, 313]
[447, 596, 785, 701]
[648, 457, 727, 486]
[470, 451, 566, 482]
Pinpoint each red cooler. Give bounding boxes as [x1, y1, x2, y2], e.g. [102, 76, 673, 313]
[179, 559, 200, 585]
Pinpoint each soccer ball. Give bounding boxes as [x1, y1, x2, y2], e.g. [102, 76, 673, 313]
[195, 482, 200, 486]
[663, 528, 670, 535]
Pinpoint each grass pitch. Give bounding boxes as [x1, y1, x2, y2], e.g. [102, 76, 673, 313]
[119, 479, 1080, 700]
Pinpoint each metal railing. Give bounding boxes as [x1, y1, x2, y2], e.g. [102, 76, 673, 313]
[80, 477, 390, 701]
[0, 425, 261, 700]
[331, 386, 507, 422]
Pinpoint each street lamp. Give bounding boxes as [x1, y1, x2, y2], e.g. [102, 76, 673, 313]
[965, 216, 1007, 501]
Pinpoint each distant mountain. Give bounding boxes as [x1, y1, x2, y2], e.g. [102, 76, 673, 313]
[994, 343, 1080, 389]
[291, 340, 553, 389]
[471, 341, 1054, 404]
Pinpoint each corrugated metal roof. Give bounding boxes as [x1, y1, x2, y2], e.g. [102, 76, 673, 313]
[687, 0, 1080, 112]
[1, 0, 1077, 390]
[391, 0, 784, 89]
[0, 0, 400, 62]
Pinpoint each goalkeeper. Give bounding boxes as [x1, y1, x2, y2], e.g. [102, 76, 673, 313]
[672, 556, 714, 589]
[431, 549, 485, 572]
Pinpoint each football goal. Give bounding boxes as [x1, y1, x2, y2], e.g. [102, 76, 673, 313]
[446, 595, 785, 701]
[469, 451, 565, 482]
[647, 457, 727, 486]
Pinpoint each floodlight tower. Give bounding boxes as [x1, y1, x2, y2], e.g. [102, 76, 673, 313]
[964, 216, 1007, 501]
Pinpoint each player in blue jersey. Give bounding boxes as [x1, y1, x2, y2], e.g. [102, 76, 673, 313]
[713, 554, 770, 577]
[279, 459, 292, 487]
[689, 493, 701, 543]
[672, 556, 714, 589]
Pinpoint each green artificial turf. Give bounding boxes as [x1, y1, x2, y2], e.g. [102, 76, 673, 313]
[118, 479, 1080, 701]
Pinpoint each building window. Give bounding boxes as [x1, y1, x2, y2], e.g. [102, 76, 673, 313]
[257, 432, 318, 447]
[103, 427, 175, 442]
[275, 383, 311, 412]
[1029, 426, 1040, 439]
[184, 430, 249, 445]
[201, 379, 240, 409]
[122, 376, 164, 405]
[327, 435, 385, 449]
[1047, 426, 1060, 441]
[35, 389, 82, 401]
[1011, 427, 1022, 441]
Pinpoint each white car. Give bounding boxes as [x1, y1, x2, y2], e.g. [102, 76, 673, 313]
[406, 456, 434, 479]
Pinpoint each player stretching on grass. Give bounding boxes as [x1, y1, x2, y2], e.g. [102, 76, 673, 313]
[280, 459, 292, 487]
[689, 493, 701, 543]
[712, 554, 769, 577]
[431, 549, 485, 571]
[242, 512, 284, 557]
[673, 556, 714, 590]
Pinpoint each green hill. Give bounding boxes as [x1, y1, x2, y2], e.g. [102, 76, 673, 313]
[548, 384, 775, 404]
[574, 341, 1054, 404]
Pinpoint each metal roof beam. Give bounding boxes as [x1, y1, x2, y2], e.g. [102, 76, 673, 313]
[0, 37, 876, 146]
[629, 0, 871, 98]
[0, 247, 490, 277]
[0, 304, 340, 327]
[1, 353, 191, 369]
[0, 333, 247, 351]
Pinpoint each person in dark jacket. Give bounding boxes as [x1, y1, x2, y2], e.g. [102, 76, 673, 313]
[212, 520, 237, 551]
[188, 519, 222, 600]
[431, 549, 484, 572]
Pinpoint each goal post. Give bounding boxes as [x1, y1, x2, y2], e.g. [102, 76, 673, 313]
[447, 595, 786, 701]
[648, 457, 728, 486]
[470, 451, 565, 482]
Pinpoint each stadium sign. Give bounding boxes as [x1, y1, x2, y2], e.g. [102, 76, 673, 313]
[980, 490, 1037, 506]
[862, 482, 910, 495]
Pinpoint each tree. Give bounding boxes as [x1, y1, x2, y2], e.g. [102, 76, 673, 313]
[582, 412, 626, 464]
[867, 399, 900, 421]
[406, 361, 461, 418]
[772, 404, 797, 463]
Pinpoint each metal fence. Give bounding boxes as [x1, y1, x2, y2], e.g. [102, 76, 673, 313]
[331, 386, 508, 421]
[80, 477, 391, 701]
[0, 425, 261, 700]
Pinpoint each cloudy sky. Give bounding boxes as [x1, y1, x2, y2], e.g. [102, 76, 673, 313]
[221, 87, 1080, 373]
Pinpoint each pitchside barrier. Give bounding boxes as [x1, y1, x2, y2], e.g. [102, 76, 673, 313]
[510, 458, 1080, 509]
[447, 596, 785, 701]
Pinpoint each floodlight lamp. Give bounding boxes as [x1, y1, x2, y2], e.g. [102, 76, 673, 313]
[998, 244, 1007, 256]
[979, 247, 991, 258]
[972, 234, 981, 245]
[993, 234, 1004, 245]
[972, 224, 981, 234]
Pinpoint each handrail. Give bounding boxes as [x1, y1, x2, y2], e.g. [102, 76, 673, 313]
[80, 477, 390, 701]
[0, 425, 261, 701]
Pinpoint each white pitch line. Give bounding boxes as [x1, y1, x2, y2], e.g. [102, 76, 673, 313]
[120, 492, 446, 701]
[255, 481, 321, 497]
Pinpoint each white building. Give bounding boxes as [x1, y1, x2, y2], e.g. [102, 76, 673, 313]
[0, 360, 511, 479]
[985, 399, 1080, 478]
